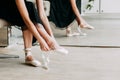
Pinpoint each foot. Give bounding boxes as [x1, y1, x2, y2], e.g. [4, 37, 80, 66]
[80, 24, 94, 29]
[66, 33, 73, 37]
[77, 26, 87, 36]
[25, 59, 41, 67]
[41, 52, 50, 70]
[54, 47, 69, 55]
[72, 32, 80, 36]
[66, 27, 73, 37]
[25, 52, 41, 67]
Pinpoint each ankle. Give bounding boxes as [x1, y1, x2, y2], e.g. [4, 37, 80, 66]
[79, 23, 85, 28]
[25, 48, 33, 61]
[66, 27, 71, 33]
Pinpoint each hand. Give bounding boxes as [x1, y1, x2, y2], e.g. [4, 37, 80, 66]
[39, 40, 50, 51]
[46, 37, 59, 50]
[46, 38, 56, 50]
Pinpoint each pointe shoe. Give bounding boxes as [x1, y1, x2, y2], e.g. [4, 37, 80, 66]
[25, 51, 41, 67]
[41, 52, 50, 63]
[54, 47, 69, 55]
[72, 32, 80, 36]
[66, 27, 81, 36]
[77, 26, 87, 36]
[80, 24, 94, 29]
[41, 52, 50, 70]
[66, 27, 73, 37]
[67, 32, 81, 37]
[66, 33, 73, 37]
[25, 59, 41, 67]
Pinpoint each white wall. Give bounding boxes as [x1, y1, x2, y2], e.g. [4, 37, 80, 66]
[101, 0, 120, 13]
[81, 0, 99, 14]
[81, 0, 120, 14]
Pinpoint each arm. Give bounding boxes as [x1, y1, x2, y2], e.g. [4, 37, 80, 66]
[15, 0, 50, 50]
[36, 0, 53, 37]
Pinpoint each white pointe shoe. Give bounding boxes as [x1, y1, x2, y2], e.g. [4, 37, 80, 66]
[25, 59, 41, 67]
[77, 26, 87, 36]
[25, 52, 41, 67]
[80, 24, 94, 29]
[66, 28, 80, 36]
[54, 47, 69, 55]
[41, 52, 50, 70]
[72, 32, 80, 36]
[85, 25, 94, 29]
[66, 27, 73, 37]
[66, 33, 73, 37]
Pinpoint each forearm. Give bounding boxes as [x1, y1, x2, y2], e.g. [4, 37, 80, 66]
[40, 13, 53, 37]
[36, 0, 53, 37]
[15, 0, 45, 44]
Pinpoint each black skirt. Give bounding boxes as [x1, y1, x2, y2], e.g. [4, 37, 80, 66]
[0, 0, 42, 27]
[48, 0, 81, 29]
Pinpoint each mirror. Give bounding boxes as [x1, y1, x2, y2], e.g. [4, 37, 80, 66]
[53, 14, 120, 48]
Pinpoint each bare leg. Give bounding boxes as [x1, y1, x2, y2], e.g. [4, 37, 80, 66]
[22, 29, 32, 50]
[69, 0, 94, 30]
[22, 29, 41, 67]
[65, 0, 92, 37]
